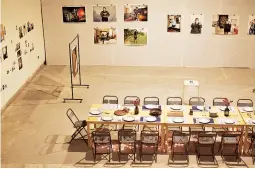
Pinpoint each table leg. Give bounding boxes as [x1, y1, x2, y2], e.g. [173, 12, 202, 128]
[87, 122, 91, 148]
[161, 124, 165, 153]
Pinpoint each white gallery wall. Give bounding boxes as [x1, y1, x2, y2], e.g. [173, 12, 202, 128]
[42, 0, 255, 68]
[1, 0, 45, 109]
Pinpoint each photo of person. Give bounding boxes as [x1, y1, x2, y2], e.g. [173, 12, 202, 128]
[93, 5, 117, 22]
[15, 43, 20, 52]
[62, 7, 86, 22]
[23, 24, 27, 36]
[212, 15, 239, 35]
[167, 15, 181, 32]
[248, 15, 255, 35]
[19, 26, 23, 38]
[124, 4, 148, 21]
[0, 24, 6, 42]
[30, 43, 34, 52]
[18, 57, 23, 70]
[190, 14, 203, 34]
[94, 28, 117, 44]
[124, 28, 147, 46]
[3, 46, 8, 60]
[17, 50, 22, 57]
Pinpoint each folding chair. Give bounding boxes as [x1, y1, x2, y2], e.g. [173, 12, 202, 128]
[91, 130, 112, 162]
[143, 97, 160, 131]
[213, 97, 229, 132]
[123, 96, 140, 131]
[237, 99, 253, 107]
[118, 129, 136, 162]
[66, 108, 87, 144]
[140, 130, 159, 162]
[166, 97, 183, 132]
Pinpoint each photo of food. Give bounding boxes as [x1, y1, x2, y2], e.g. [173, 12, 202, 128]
[94, 28, 117, 44]
[248, 15, 255, 35]
[167, 15, 181, 32]
[124, 4, 148, 21]
[93, 5, 117, 22]
[62, 7, 86, 22]
[71, 46, 79, 77]
[190, 14, 203, 34]
[124, 28, 147, 46]
[212, 14, 239, 35]
[18, 57, 23, 70]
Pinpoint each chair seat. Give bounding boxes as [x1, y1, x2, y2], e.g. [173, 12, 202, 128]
[141, 144, 157, 154]
[199, 137, 214, 144]
[120, 144, 135, 154]
[74, 120, 87, 128]
[223, 137, 238, 144]
[93, 144, 111, 154]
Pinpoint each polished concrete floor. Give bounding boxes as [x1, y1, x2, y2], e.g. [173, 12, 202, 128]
[1, 65, 255, 168]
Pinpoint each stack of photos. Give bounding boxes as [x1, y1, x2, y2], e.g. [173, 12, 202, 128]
[124, 28, 147, 46]
[212, 15, 239, 35]
[94, 28, 117, 44]
[124, 4, 148, 21]
[62, 7, 86, 22]
[167, 15, 181, 32]
[248, 15, 255, 35]
[190, 14, 203, 34]
[93, 5, 117, 22]
[0, 24, 6, 42]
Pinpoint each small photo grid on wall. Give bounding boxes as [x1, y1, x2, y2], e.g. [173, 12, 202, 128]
[190, 14, 203, 34]
[124, 4, 148, 21]
[62, 6, 86, 22]
[18, 57, 23, 70]
[124, 28, 148, 46]
[94, 28, 117, 44]
[248, 14, 255, 35]
[0, 24, 6, 42]
[93, 4, 117, 22]
[212, 15, 239, 35]
[167, 15, 181, 32]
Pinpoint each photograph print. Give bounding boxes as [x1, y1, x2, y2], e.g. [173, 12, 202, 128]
[248, 15, 255, 35]
[190, 14, 203, 34]
[212, 14, 239, 35]
[2, 46, 8, 60]
[94, 28, 117, 45]
[124, 4, 148, 22]
[93, 5, 117, 22]
[18, 57, 23, 70]
[0, 24, 6, 42]
[15, 42, 20, 52]
[62, 7, 86, 22]
[19, 26, 23, 38]
[167, 15, 181, 32]
[71, 46, 79, 77]
[124, 28, 148, 46]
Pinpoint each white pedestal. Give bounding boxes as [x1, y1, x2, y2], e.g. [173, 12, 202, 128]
[182, 80, 200, 105]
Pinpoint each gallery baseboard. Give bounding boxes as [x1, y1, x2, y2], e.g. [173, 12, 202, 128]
[1, 63, 45, 114]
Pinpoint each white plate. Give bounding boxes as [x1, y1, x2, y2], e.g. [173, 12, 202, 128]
[225, 119, 235, 124]
[145, 105, 159, 109]
[146, 116, 157, 122]
[243, 107, 254, 112]
[101, 116, 113, 121]
[172, 117, 184, 123]
[199, 118, 210, 124]
[197, 106, 204, 111]
[123, 116, 135, 122]
[220, 106, 233, 111]
[250, 119, 255, 124]
[89, 110, 101, 115]
[170, 105, 182, 110]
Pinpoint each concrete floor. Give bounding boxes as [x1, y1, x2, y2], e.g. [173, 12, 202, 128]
[1, 65, 255, 168]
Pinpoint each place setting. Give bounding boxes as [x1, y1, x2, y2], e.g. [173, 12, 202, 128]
[193, 117, 214, 124]
[239, 106, 254, 113]
[168, 117, 185, 123]
[217, 118, 237, 125]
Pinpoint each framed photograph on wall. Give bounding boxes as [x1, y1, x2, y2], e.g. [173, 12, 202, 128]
[62, 6, 86, 22]
[212, 14, 239, 35]
[167, 15, 181, 32]
[18, 57, 23, 70]
[0, 24, 6, 42]
[190, 14, 203, 34]
[124, 4, 148, 22]
[71, 46, 79, 77]
[93, 5, 117, 22]
[124, 28, 147, 46]
[2, 46, 8, 60]
[94, 28, 117, 44]
[248, 14, 255, 35]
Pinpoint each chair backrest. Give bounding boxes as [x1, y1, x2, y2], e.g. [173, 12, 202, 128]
[118, 129, 136, 144]
[141, 130, 159, 144]
[172, 131, 190, 144]
[102, 95, 118, 104]
[144, 97, 160, 105]
[213, 97, 228, 106]
[198, 131, 217, 142]
[92, 131, 111, 144]
[222, 131, 242, 144]
[124, 96, 140, 105]
[189, 97, 205, 106]
[66, 108, 79, 127]
[167, 97, 182, 105]
[237, 99, 253, 107]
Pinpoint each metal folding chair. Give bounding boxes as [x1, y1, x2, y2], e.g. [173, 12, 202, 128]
[213, 97, 229, 132]
[237, 99, 253, 107]
[143, 97, 160, 131]
[91, 130, 112, 162]
[123, 96, 140, 131]
[66, 108, 87, 144]
[140, 130, 159, 162]
[166, 97, 183, 132]
[118, 129, 136, 162]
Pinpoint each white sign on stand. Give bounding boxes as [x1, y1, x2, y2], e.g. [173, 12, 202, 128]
[182, 80, 200, 105]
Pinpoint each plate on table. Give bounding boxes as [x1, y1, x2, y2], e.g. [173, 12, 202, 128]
[243, 107, 254, 112]
[145, 105, 159, 109]
[220, 106, 233, 111]
[114, 110, 127, 116]
[170, 105, 182, 111]
[197, 106, 204, 111]
[123, 116, 135, 122]
[89, 110, 101, 115]
[101, 116, 113, 121]
[172, 117, 184, 123]
[146, 116, 157, 122]
[199, 118, 210, 124]
[250, 119, 255, 124]
[224, 119, 235, 124]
